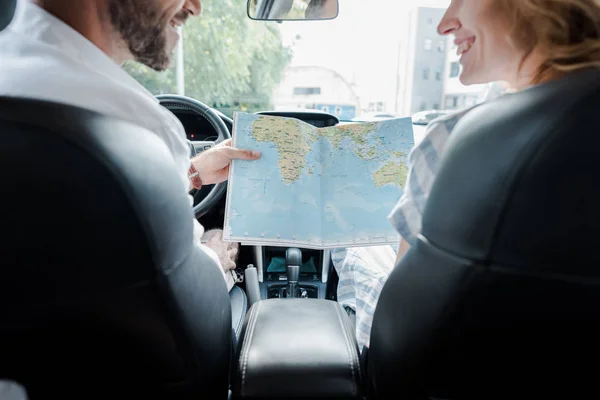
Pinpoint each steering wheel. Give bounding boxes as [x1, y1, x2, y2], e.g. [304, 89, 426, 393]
[156, 94, 231, 218]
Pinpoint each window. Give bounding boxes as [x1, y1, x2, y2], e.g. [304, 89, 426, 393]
[449, 62, 460, 78]
[465, 96, 478, 106]
[423, 68, 430, 80]
[437, 40, 445, 52]
[368, 101, 385, 112]
[445, 95, 458, 108]
[321, 105, 330, 113]
[435, 70, 442, 81]
[293, 87, 321, 95]
[424, 38, 432, 51]
[335, 106, 343, 116]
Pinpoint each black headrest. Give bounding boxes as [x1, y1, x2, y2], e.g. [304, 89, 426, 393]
[0, 97, 232, 398]
[0, 0, 16, 31]
[425, 67, 600, 272]
[369, 67, 600, 399]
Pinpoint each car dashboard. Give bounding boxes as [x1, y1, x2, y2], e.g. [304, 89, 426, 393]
[176, 108, 339, 141]
[176, 109, 233, 141]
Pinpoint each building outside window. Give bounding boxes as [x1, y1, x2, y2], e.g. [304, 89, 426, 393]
[449, 62, 460, 78]
[424, 38, 432, 50]
[445, 95, 458, 109]
[293, 87, 321, 95]
[465, 96, 478, 106]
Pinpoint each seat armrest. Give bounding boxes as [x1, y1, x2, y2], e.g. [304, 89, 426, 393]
[232, 299, 362, 399]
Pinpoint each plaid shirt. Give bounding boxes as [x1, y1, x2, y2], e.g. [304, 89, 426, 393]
[331, 106, 477, 349]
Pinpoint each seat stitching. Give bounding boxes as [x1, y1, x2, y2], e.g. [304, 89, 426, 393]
[241, 301, 261, 395]
[335, 303, 358, 396]
[235, 290, 248, 335]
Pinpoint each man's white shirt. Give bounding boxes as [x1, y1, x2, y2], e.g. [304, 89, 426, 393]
[0, 0, 228, 282]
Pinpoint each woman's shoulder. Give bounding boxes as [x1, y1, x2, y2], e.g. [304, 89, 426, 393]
[426, 105, 480, 135]
[410, 104, 484, 163]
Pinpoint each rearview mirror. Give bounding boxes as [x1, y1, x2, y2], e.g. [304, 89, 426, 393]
[248, 0, 339, 21]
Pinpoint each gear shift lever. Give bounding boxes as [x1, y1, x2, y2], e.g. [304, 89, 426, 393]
[285, 248, 302, 298]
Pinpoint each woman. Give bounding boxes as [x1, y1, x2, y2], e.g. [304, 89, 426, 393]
[334, 0, 600, 351]
[305, 0, 338, 19]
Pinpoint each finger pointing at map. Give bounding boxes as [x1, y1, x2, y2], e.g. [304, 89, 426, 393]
[191, 138, 261, 185]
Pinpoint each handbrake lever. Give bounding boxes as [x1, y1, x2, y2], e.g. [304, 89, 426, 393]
[244, 264, 261, 308]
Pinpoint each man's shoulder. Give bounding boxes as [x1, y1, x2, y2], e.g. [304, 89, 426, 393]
[0, 35, 163, 130]
[0, 34, 189, 167]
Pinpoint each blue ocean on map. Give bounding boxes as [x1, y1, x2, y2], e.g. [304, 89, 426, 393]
[224, 112, 414, 248]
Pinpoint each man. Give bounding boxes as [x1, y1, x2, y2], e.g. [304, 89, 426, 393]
[0, 0, 258, 290]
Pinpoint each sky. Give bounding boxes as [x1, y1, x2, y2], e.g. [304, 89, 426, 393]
[277, 0, 451, 105]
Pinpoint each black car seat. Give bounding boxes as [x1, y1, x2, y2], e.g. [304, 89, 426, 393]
[368, 67, 600, 399]
[0, 97, 233, 400]
[1, 0, 248, 345]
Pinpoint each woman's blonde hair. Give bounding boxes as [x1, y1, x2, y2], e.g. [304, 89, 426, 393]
[501, 0, 600, 83]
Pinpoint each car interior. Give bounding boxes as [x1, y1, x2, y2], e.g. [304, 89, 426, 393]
[2, 0, 600, 399]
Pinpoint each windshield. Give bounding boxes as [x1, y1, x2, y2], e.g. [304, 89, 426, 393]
[125, 0, 503, 122]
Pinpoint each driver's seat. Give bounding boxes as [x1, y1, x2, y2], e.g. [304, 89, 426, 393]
[0, 97, 233, 399]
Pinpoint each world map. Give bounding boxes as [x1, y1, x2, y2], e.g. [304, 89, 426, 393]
[223, 112, 414, 249]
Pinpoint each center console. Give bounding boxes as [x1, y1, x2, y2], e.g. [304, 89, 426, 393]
[237, 247, 363, 399]
[232, 298, 363, 399]
[251, 245, 330, 300]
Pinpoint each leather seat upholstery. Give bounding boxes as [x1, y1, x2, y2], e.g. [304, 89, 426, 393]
[369, 68, 600, 399]
[230, 285, 248, 345]
[232, 299, 362, 399]
[0, 97, 232, 399]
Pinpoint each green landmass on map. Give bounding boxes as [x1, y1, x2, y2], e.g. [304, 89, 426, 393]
[250, 116, 388, 184]
[318, 122, 378, 150]
[250, 116, 318, 183]
[373, 161, 408, 188]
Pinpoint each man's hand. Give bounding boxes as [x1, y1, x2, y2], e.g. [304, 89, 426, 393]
[191, 138, 261, 185]
[202, 229, 239, 273]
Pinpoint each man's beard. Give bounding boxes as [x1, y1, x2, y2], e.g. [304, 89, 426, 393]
[108, 0, 181, 71]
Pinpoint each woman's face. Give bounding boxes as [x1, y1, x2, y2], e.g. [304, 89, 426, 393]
[437, 0, 521, 86]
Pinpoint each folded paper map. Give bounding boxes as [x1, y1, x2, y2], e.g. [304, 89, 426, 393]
[223, 112, 414, 249]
